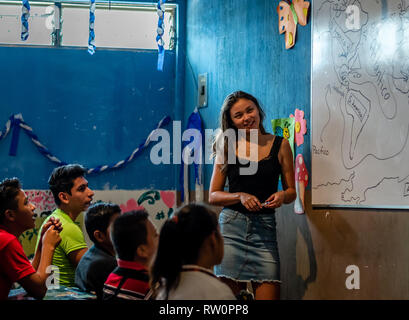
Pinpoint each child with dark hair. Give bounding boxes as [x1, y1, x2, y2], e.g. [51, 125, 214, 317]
[75, 202, 120, 299]
[103, 210, 158, 301]
[0, 178, 62, 300]
[36, 164, 94, 287]
[151, 203, 235, 300]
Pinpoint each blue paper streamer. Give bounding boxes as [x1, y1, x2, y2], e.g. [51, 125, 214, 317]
[88, 0, 96, 55]
[21, 0, 30, 41]
[180, 109, 204, 202]
[156, 0, 166, 71]
[0, 114, 171, 174]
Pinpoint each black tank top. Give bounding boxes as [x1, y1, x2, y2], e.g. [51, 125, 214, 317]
[226, 136, 283, 214]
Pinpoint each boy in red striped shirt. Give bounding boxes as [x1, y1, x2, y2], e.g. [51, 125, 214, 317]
[102, 210, 158, 300]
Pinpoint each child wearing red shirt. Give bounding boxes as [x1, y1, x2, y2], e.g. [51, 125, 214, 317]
[0, 178, 62, 300]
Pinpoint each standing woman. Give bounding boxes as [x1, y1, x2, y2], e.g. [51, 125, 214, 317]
[209, 91, 296, 300]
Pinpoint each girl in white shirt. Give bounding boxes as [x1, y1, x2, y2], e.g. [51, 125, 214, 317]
[150, 203, 235, 300]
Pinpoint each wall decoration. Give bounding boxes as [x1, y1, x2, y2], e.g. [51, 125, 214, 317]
[20, 189, 176, 258]
[160, 190, 176, 209]
[21, 0, 30, 41]
[290, 108, 307, 147]
[271, 117, 295, 159]
[0, 113, 171, 174]
[312, 0, 409, 208]
[88, 0, 96, 55]
[156, 0, 166, 71]
[25, 190, 55, 214]
[119, 198, 145, 213]
[277, 0, 310, 49]
[294, 154, 308, 214]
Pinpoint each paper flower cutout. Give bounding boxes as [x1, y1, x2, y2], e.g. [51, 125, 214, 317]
[290, 108, 307, 147]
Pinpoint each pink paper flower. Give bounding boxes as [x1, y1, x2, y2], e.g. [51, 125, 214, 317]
[290, 108, 307, 147]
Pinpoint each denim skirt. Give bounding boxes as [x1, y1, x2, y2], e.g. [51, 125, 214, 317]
[214, 208, 280, 283]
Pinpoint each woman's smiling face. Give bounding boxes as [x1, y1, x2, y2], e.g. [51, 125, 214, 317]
[229, 98, 261, 131]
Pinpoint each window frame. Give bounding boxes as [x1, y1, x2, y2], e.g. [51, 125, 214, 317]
[0, 0, 176, 51]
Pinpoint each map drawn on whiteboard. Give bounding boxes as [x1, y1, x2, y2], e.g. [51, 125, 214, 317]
[311, 0, 409, 208]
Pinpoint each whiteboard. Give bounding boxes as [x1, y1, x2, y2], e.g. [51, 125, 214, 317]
[311, 0, 409, 208]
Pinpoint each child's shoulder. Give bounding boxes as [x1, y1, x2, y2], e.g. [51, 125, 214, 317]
[0, 228, 17, 249]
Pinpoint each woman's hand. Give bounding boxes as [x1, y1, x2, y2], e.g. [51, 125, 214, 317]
[263, 191, 286, 209]
[239, 192, 262, 211]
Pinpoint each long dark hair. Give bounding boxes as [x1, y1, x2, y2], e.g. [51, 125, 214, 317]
[212, 91, 267, 173]
[150, 203, 219, 298]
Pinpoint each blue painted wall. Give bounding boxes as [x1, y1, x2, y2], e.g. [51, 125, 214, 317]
[183, 1, 316, 300]
[0, 0, 186, 190]
[184, 0, 311, 190]
[1, 0, 310, 193]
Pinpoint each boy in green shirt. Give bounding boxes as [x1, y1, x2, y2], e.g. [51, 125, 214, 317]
[36, 164, 94, 287]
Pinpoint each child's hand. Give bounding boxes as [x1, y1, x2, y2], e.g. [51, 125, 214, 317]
[38, 217, 63, 249]
[53, 218, 63, 232]
[48, 216, 63, 233]
[42, 225, 62, 250]
[41, 217, 62, 235]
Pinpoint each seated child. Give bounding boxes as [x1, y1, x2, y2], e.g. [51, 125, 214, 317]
[75, 202, 120, 299]
[36, 164, 94, 287]
[151, 203, 236, 300]
[0, 178, 62, 300]
[102, 210, 158, 301]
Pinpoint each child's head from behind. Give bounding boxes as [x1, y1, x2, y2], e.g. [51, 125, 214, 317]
[111, 210, 158, 266]
[84, 202, 120, 254]
[151, 203, 223, 294]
